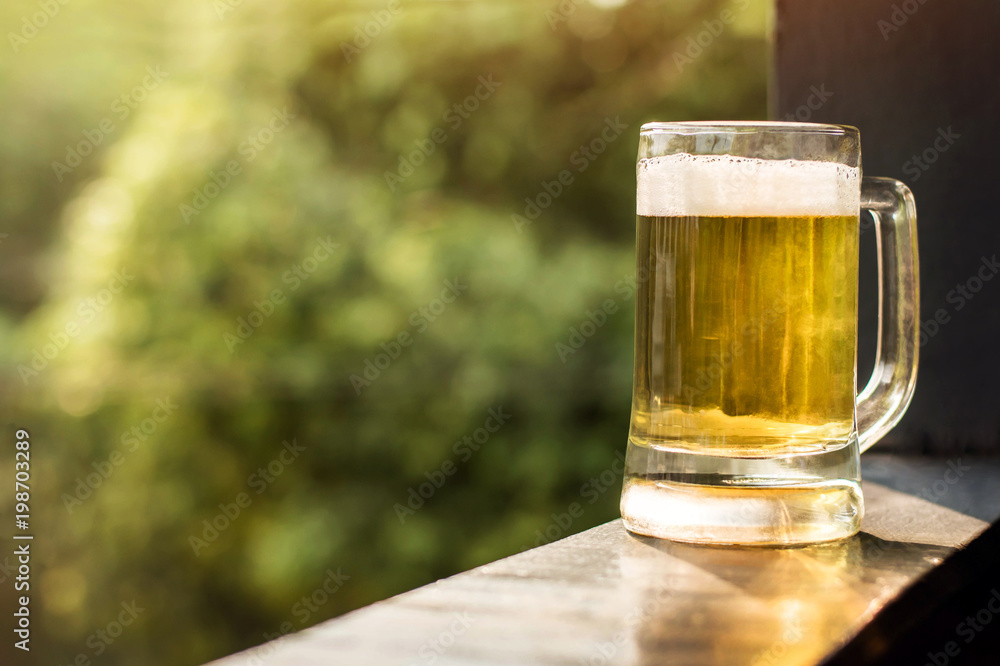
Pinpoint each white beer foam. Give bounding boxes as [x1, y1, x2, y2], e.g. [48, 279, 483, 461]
[637, 154, 860, 217]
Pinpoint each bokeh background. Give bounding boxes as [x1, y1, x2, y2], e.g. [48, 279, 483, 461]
[0, 0, 767, 663]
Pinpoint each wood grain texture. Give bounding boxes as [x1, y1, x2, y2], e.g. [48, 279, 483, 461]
[207, 456, 1000, 666]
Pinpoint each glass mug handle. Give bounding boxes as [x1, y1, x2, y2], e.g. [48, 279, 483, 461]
[856, 177, 920, 451]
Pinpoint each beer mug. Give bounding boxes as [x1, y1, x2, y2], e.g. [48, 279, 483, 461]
[620, 122, 919, 545]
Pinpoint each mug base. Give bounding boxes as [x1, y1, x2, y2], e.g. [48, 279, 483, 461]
[620, 439, 863, 546]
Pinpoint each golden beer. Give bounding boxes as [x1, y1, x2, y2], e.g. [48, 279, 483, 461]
[621, 123, 919, 545]
[630, 213, 859, 457]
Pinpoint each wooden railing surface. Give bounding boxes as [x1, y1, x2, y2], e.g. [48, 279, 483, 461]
[208, 455, 1000, 665]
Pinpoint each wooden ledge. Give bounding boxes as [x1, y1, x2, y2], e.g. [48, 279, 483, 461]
[208, 455, 1000, 666]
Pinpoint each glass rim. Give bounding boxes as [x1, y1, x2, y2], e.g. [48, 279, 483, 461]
[640, 121, 858, 137]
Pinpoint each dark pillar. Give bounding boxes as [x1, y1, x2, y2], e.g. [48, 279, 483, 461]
[774, 0, 1000, 453]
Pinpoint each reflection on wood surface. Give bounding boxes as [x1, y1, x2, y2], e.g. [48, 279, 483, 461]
[209, 469, 999, 666]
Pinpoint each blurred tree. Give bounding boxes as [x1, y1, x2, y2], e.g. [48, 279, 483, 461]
[0, 0, 766, 663]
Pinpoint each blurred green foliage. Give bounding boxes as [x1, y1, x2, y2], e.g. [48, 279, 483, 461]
[0, 0, 766, 663]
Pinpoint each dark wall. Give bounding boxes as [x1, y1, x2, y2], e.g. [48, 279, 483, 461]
[774, 0, 1000, 453]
